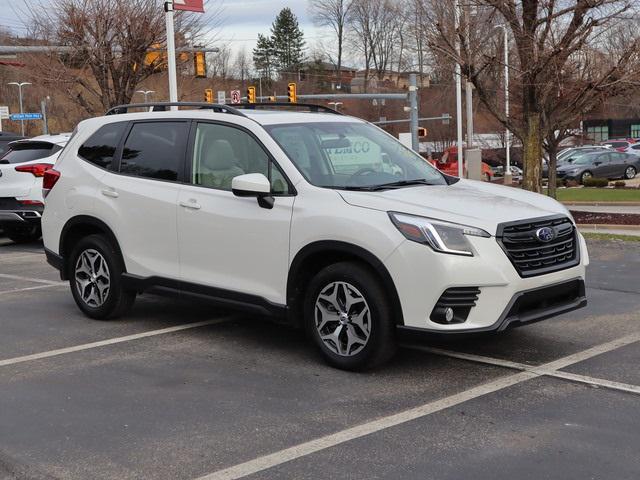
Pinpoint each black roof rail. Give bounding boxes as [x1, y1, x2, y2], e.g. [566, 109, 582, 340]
[105, 102, 247, 117]
[233, 102, 343, 115]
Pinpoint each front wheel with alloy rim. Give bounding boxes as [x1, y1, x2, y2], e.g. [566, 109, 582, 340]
[304, 262, 396, 370]
[580, 171, 593, 184]
[625, 166, 637, 179]
[68, 234, 135, 320]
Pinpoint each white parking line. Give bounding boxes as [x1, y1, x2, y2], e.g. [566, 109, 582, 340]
[0, 273, 63, 285]
[194, 333, 640, 480]
[0, 283, 67, 296]
[408, 337, 640, 396]
[0, 317, 234, 368]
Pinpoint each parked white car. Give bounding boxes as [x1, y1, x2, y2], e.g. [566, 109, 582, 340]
[0, 134, 70, 243]
[42, 103, 588, 370]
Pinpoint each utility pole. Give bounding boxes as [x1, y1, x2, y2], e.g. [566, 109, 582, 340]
[164, 1, 178, 108]
[7, 81, 31, 136]
[41, 98, 48, 135]
[496, 24, 511, 185]
[454, 2, 464, 177]
[409, 73, 419, 152]
[464, 4, 474, 149]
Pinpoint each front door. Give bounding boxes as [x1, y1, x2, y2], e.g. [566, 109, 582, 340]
[177, 121, 295, 306]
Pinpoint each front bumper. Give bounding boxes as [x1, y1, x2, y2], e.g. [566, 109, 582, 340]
[384, 231, 589, 332]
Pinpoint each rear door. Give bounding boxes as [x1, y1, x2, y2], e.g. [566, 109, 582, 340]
[92, 120, 189, 280]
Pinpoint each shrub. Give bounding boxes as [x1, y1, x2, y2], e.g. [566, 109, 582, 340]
[583, 178, 609, 188]
[614, 181, 626, 188]
[565, 179, 580, 188]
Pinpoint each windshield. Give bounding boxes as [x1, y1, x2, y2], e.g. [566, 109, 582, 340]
[264, 122, 447, 189]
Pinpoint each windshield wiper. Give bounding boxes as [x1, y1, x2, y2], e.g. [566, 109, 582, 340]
[368, 179, 438, 190]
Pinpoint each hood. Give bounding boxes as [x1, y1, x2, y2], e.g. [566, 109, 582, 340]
[338, 179, 571, 235]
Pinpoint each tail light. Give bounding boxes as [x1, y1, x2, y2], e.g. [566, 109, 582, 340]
[17, 200, 44, 206]
[43, 168, 61, 198]
[616, 147, 626, 152]
[14, 163, 54, 177]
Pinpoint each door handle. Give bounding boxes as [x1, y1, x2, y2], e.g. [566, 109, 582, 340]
[101, 188, 119, 198]
[179, 200, 201, 210]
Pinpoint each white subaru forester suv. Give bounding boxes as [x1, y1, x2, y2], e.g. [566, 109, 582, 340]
[42, 103, 588, 370]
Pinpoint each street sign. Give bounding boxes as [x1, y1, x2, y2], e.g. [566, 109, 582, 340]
[0, 106, 9, 119]
[217, 91, 226, 104]
[173, 0, 204, 13]
[231, 90, 241, 104]
[10, 113, 42, 121]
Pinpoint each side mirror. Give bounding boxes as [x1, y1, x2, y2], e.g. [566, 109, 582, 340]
[231, 173, 274, 209]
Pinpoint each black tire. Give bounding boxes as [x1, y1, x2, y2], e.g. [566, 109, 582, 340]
[4, 224, 41, 244]
[624, 166, 637, 180]
[304, 261, 396, 371]
[68, 234, 135, 320]
[580, 171, 593, 184]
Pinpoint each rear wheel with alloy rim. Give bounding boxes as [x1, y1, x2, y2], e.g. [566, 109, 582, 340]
[68, 234, 135, 320]
[304, 262, 396, 370]
[4, 224, 41, 244]
[625, 166, 637, 179]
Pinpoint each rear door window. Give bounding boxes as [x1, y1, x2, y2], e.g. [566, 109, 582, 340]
[119, 122, 189, 181]
[78, 122, 127, 169]
[0, 142, 61, 164]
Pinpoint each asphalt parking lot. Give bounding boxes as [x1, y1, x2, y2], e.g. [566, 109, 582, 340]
[1, 236, 639, 480]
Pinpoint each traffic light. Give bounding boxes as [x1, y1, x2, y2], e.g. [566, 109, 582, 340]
[204, 88, 213, 103]
[247, 86, 256, 104]
[418, 127, 428, 138]
[194, 51, 206, 78]
[287, 82, 297, 103]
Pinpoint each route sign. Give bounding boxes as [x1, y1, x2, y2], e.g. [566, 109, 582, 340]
[10, 113, 43, 121]
[231, 90, 241, 104]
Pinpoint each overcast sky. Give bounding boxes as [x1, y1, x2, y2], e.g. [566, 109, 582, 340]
[0, 0, 322, 56]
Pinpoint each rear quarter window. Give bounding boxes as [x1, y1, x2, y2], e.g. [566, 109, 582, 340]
[78, 122, 127, 169]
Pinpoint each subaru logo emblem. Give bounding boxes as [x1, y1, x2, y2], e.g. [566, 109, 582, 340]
[536, 227, 555, 243]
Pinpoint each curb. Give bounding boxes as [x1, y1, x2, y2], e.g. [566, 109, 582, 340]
[577, 224, 640, 231]
[564, 201, 640, 207]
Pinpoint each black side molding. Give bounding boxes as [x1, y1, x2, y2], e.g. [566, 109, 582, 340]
[121, 273, 288, 320]
[44, 248, 65, 280]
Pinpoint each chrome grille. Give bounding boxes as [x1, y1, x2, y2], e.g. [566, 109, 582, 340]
[497, 216, 579, 277]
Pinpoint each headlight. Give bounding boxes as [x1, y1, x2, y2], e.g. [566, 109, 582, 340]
[389, 212, 490, 256]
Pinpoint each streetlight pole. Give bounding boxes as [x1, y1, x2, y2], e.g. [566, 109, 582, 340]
[8, 81, 31, 136]
[495, 25, 511, 185]
[136, 90, 155, 103]
[454, 2, 464, 177]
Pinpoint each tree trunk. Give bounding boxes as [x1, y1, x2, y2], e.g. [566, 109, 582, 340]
[522, 113, 543, 193]
[547, 148, 558, 199]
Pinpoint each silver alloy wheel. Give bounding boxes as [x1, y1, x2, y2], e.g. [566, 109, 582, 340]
[581, 171, 592, 182]
[625, 166, 636, 179]
[315, 281, 371, 357]
[74, 249, 110, 307]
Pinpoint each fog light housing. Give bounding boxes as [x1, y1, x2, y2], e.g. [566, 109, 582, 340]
[430, 287, 480, 325]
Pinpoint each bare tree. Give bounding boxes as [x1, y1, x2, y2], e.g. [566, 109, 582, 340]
[425, 0, 640, 192]
[232, 46, 251, 84]
[20, 0, 214, 115]
[209, 43, 232, 79]
[309, 0, 353, 86]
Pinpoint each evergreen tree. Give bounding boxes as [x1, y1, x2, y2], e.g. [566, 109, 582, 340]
[252, 34, 276, 80]
[270, 8, 306, 75]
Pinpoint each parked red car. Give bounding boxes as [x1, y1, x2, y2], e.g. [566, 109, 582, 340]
[428, 146, 494, 181]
